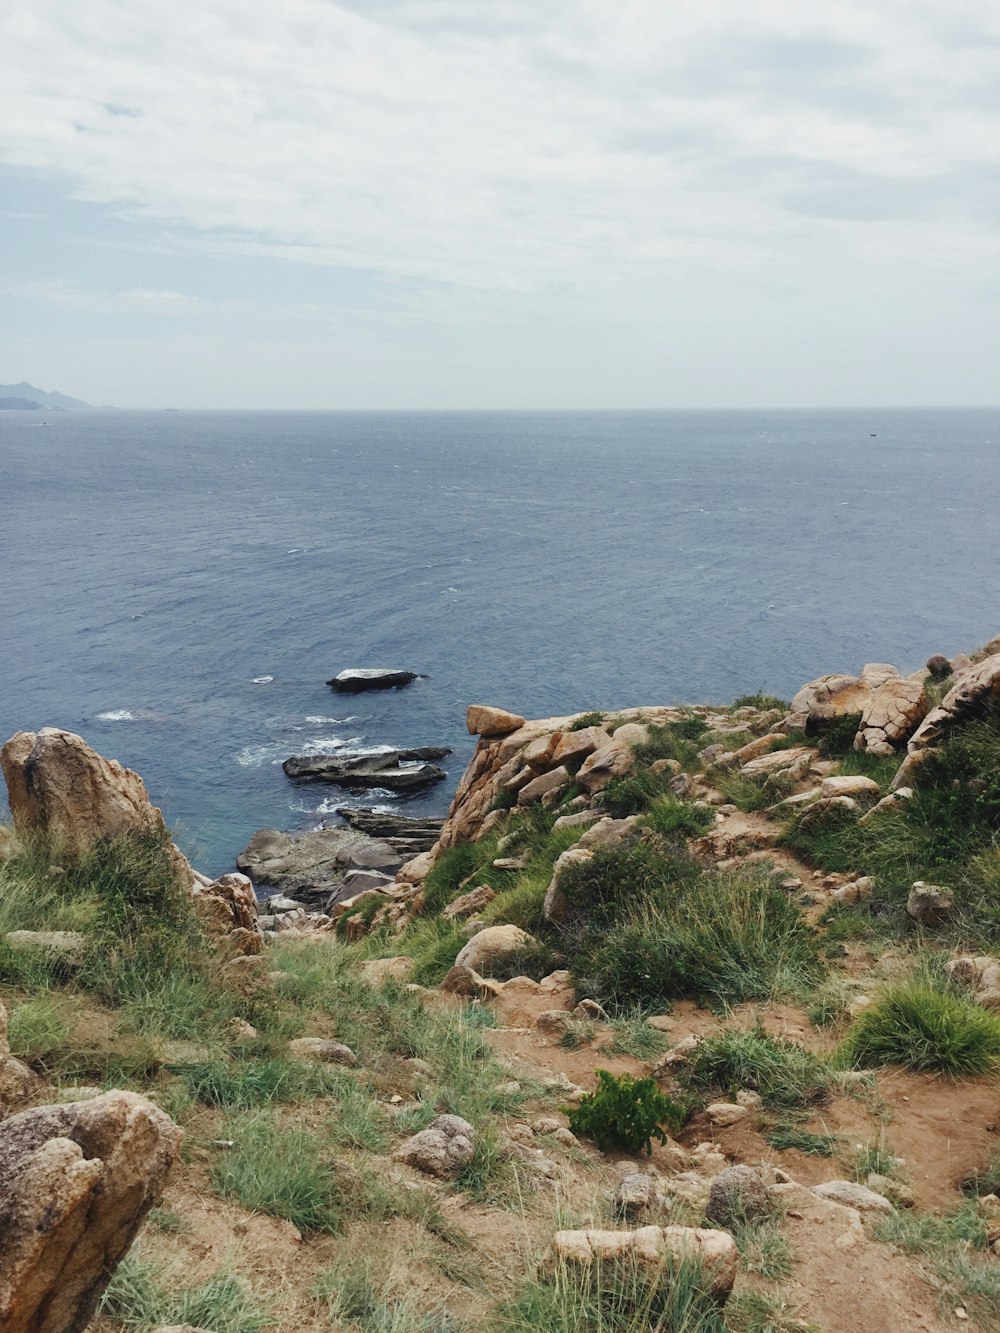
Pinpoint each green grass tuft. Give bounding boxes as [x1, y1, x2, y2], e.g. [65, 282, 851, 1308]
[681, 1027, 832, 1110]
[838, 982, 1000, 1076]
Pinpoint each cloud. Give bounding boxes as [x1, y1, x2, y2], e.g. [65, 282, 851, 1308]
[1, 0, 998, 314]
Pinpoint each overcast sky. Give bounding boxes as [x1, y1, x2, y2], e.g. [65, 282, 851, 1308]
[1, 0, 998, 408]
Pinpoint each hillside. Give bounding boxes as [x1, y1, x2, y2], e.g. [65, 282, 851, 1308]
[0, 380, 94, 409]
[3, 638, 1000, 1330]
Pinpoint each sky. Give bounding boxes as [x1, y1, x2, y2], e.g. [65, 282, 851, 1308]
[1, 0, 998, 409]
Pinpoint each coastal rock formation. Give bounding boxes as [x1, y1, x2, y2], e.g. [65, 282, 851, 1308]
[282, 750, 448, 791]
[854, 675, 929, 756]
[328, 669, 420, 693]
[236, 826, 402, 901]
[334, 807, 443, 857]
[466, 705, 526, 737]
[191, 872, 263, 955]
[0, 728, 186, 869]
[0, 1090, 182, 1333]
[893, 653, 1000, 788]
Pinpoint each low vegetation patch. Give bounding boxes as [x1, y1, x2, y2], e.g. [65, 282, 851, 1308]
[681, 1027, 832, 1110]
[838, 982, 1000, 1076]
[101, 1254, 274, 1331]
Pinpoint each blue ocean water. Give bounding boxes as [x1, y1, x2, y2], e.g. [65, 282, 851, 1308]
[2, 407, 999, 874]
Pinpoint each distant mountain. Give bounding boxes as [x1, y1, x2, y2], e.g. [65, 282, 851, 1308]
[0, 381, 94, 409]
[0, 396, 42, 410]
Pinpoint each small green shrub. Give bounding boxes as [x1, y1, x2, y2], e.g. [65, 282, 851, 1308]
[422, 843, 487, 915]
[681, 1027, 832, 1109]
[568, 711, 606, 731]
[7, 996, 72, 1066]
[838, 983, 1000, 1076]
[553, 840, 698, 930]
[598, 770, 669, 817]
[641, 797, 714, 841]
[567, 1069, 682, 1155]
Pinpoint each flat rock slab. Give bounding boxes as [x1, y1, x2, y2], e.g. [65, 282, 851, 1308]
[283, 751, 448, 790]
[328, 669, 422, 692]
[335, 806, 443, 854]
[236, 826, 402, 897]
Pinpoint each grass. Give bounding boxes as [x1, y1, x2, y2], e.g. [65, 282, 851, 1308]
[763, 1123, 839, 1157]
[733, 1216, 793, 1281]
[209, 1111, 349, 1233]
[725, 1292, 820, 1333]
[732, 694, 790, 713]
[100, 1253, 274, 1331]
[574, 866, 821, 1010]
[680, 1027, 832, 1110]
[6, 994, 72, 1064]
[494, 1254, 728, 1332]
[641, 796, 715, 840]
[875, 1204, 1000, 1327]
[838, 982, 1000, 1076]
[313, 1252, 468, 1331]
[633, 717, 711, 772]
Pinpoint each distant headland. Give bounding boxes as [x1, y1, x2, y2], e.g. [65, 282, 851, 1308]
[0, 381, 96, 410]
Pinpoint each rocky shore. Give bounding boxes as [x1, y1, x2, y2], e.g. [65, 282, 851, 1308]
[4, 634, 1000, 1330]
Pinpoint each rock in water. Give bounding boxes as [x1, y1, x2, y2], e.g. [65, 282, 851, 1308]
[282, 750, 448, 790]
[0, 1090, 183, 1332]
[328, 669, 420, 693]
[334, 807, 443, 856]
[236, 826, 402, 900]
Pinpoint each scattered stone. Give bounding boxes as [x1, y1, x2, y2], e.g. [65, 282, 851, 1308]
[553, 1226, 737, 1300]
[735, 1089, 763, 1109]
[576, 742, 635, 793]
[611, 722, 650, 748]
[614, 1172, 657, 1220]
[572, 998, 609, 1021]
[439, 965, 503, 999]
[0, 1090, 183, 1332]
[394, 1114, 475, 1179]
[812, 1180, 894, 1214]
[226, 1019, 258, 1042]
[645, 1015, 672, 1032]
[705, 1103, 749, 1128]
[443, 884, 496, 921]
[832, 876, 874, 906]
[945, 955, 1000, 1009]
[705, 1165, 769, 1228]
[820, 775, 881, 799]
[577, 815, 642, 851]
[328, 669, 419, 692]
[4, 930, 85, 963]
[906, 881, 954, 926]
[855, 677, 929, 756]
[535, 1009, 577, 1038]
[287, 1038, 358, 1067]
[552, 810, 601, 831]
[466, 705, 526, 737]
[542, 845, 594, 923]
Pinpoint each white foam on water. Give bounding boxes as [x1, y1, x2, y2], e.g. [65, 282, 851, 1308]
[251, 675, 275, 684]
[97, 709, 135, 722]
[304, 715, 359, 725]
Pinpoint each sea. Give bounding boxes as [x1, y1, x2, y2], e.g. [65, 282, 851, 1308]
[2, 407, 999, 876]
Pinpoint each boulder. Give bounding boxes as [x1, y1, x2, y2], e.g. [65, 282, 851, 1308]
[705, 1103, 749, 1128]
[542, 845, 594, 923]
[812, 1180, 894, 1215]
[454, 924, 537, 975]
[523, 733, 562, 769]
[576, 742, 634, 793]
[553, 1226, 737, 1300]
[191, 873, 262, 955]
[328, 669, 419, 692]
[854, 678, 929, 756]
[612, 722, 650, 748]
[927, 654, 952, 679]
[439, 965, 503, 999]
[893, 653, 1000, 789]
[552, 726, 611, 768]
[705, 1165, 769, 1228]
[790, 673, 873, 722]
[578, 815, 642, 851]
[819, 775, 881, 799]
[517, 766, 571, 806]
[906, 881, 954, 925]
[0, 1091, 182, 1332]
[334, 807, 443, 856]
[0, 728, 187, 872]
[466, 706, 526, 737]
[394, 1114, 475, 1179]
[359, 956, 415, 986]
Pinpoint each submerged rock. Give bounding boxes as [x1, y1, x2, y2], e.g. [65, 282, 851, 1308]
[328, 669, 421, 692]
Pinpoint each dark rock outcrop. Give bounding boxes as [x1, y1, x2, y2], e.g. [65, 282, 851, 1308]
[236, 826, 402, 901]
[282, 750, 447, 791]
[328, 669, 422, 693]
[335, 806, 444, 856]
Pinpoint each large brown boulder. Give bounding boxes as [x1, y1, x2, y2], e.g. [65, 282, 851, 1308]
[0, 1090, 183, 1332]
[854, 677, 929, 756]
[466, 705, 526, 737]
[893, 653, 1000, 789]
[0, 729, 176, 862]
